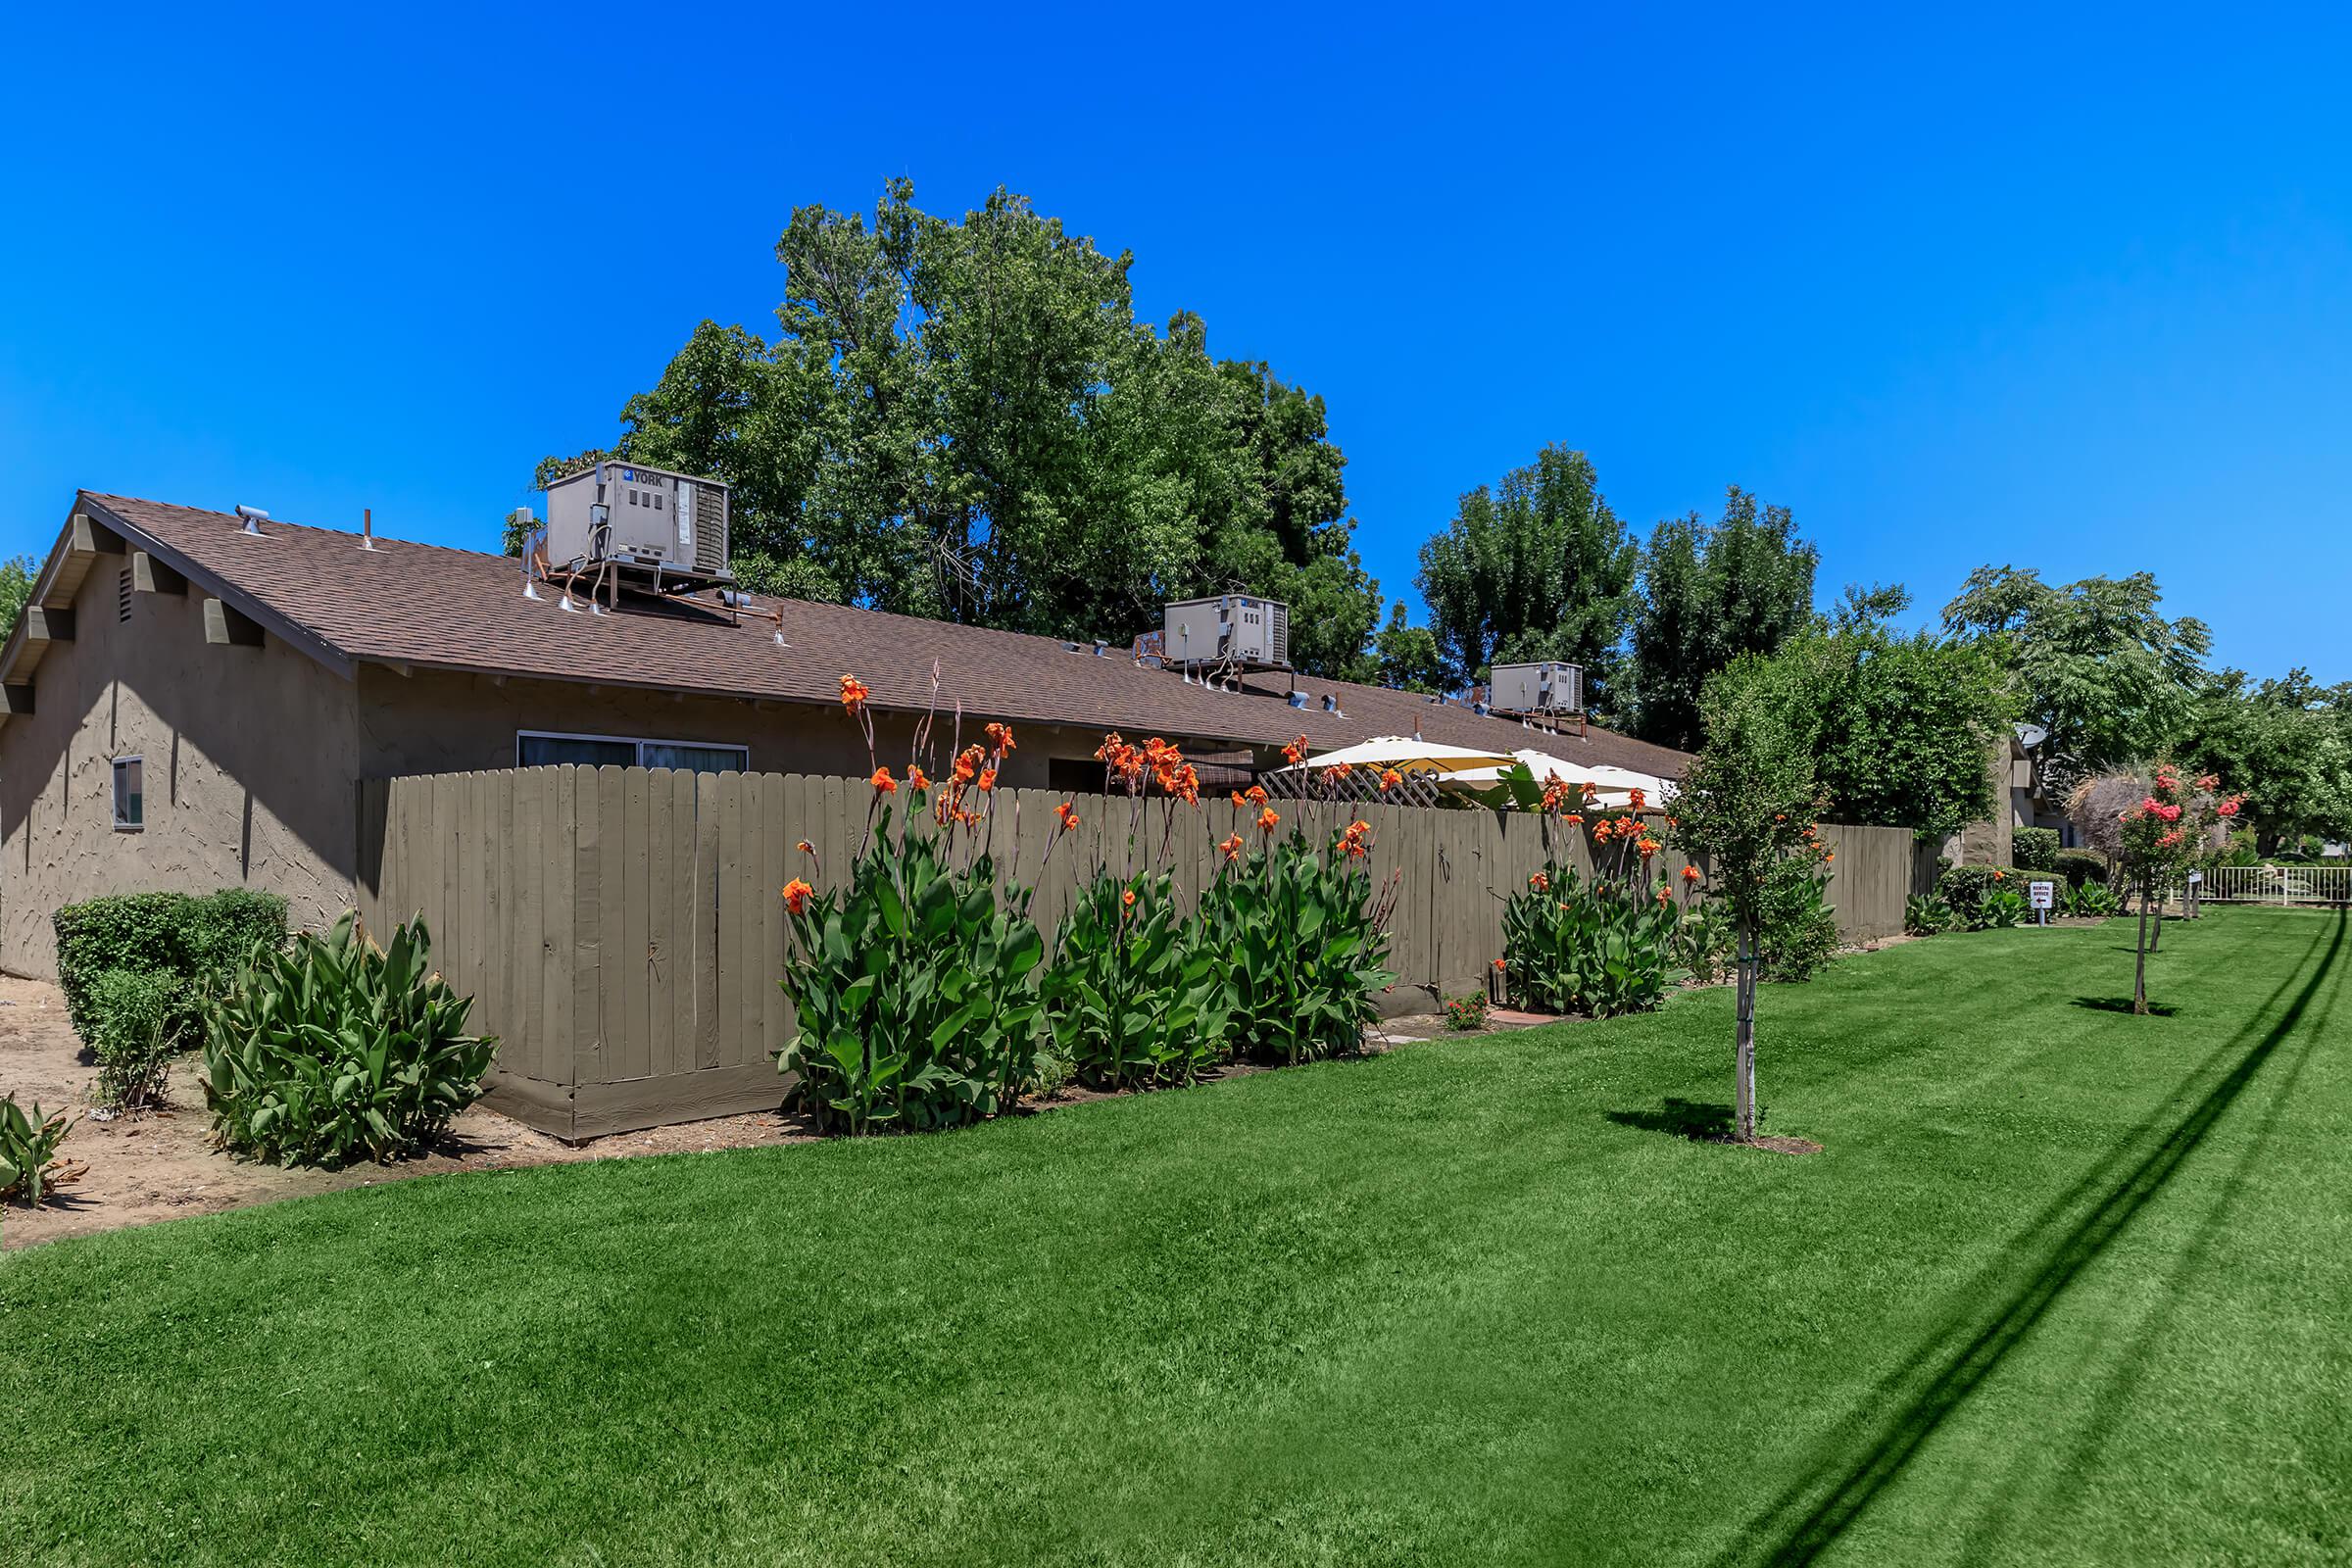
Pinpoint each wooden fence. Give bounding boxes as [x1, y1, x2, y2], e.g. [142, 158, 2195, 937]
[356, 766, 1930, 1140]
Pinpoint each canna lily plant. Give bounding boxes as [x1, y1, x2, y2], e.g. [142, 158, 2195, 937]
[775, 670, 1047, 1133]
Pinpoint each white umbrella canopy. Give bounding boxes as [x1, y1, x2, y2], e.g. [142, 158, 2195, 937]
[1444, 750, 1676, 805]
[1293, 736, 1515, 775]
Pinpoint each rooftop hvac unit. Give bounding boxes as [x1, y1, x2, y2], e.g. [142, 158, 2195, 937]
[542, 461, 735, 593]
[1162, 595, 1291, 672]
[1488, 661, 1584, 716]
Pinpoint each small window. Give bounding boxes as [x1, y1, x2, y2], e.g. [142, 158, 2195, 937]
[517, 731, 748, 774]
[653, 493, 663, 512]
[113, 757, 144, 830]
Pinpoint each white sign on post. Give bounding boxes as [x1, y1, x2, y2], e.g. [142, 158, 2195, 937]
[2030, 880, 2054, 924]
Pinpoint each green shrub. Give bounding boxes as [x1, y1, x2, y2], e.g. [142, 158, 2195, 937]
[2063, 880, 2121, 917]
[1757, 866, 1841, 981]
[2013, 826, 2060, 871]
[55, 889, 289, 1050]
[776, 811, 1046, 1134]
[1, 1096, 74, 1208]
[202, 911, 495, 1166]
[1499, 860, 1683, 1016]
[2054, 850, 2108, 888]
[82, 967, 175, 1112]
[1044, 868, 1229, 1089]
[1980, 888, 2029, 928]
[1197, 827, 1395, 1065]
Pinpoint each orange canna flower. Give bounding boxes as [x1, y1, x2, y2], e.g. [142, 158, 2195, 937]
[780, 878, 813, 915]
[1121, 887, 1137, 908]
[1992, 868, 2004, 880]
[1563, 812, 1584, 827]
[869, 766, 897, 794]
[906, 765, 931, 792]
[1493, 957, 1506, 972]
[1380, 767, 1403, 792]
[1283, 734, 1310, 766]
[1825, 852, 1836, 863]
[1232, 791, 1250, 808]
[1681, 865, 1700, 883]
[1530, 871, 1549, 892]
[985, 721, 1016, 755]
[977, 768, 997, 792]
[1637, 837, 1660, 858]
[1246, 784, 1270, 807]
[1257, 806, 1282, 835]
[796, 840, 813, 855]
[1629, 787, 1647, 811]
[1055, 801, 1080, 830]
[839, 674, 869, 714]
[1218, 832, 1244, 861]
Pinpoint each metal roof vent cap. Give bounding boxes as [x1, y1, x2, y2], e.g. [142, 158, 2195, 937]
[1288, 690, 1308, 709]
[234, 505, 270, 536]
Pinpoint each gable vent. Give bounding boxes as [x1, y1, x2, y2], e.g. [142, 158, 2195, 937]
[118, 568, 133, 623]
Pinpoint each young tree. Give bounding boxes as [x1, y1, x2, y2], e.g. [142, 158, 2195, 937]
[2069, 764, 2237, 1012]
[1670, 672, 1835, 1142]
[1625, 488, 1820, 751]
[1415, 444, 1638, 701]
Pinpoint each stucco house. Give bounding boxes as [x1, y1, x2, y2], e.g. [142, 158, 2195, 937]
[0, 492, 1690, 979]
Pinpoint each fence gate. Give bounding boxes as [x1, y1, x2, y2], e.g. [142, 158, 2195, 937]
[2199, 863, 2352, 906]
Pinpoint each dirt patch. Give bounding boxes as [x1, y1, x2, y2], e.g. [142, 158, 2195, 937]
[0, 976, 817, 1251]
[1743, 1135, 1825, 1155]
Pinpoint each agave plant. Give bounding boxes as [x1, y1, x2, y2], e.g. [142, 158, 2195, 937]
[202, 911, 496, 1166]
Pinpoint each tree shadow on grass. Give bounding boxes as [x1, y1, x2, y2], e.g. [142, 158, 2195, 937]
[1715, 906, 2347, 1567]
[2071, 997, 2180, 1016]
[1604, 1099, 1734, 1142]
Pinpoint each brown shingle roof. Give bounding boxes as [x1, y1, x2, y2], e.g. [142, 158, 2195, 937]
[76, 492, 1690, 776]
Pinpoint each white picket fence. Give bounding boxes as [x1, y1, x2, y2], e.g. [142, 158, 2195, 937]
[2199, 863, 2352, 906]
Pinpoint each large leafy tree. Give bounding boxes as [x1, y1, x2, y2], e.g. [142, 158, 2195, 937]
[540, 180, 1382, 676]
[1624, 488, 1820, 751]
[1416, 444, 1638, 703]
[0, 555, 36, 641]
[1367, 602, 1447, 693]
[2180, 668, 2352, 853]
[1939, 566, 2211, 787]
[1720, 603, 2017, 835]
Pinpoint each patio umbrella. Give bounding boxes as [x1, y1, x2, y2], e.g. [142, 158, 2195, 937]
[1291, 736, 1515, 775]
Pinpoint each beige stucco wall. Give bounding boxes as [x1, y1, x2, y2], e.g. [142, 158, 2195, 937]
[0, 564, 364, 979]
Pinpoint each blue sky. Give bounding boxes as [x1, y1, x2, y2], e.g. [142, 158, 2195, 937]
[5, 3, 2347, 680]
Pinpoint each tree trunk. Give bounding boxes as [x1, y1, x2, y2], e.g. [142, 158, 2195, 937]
[2132, 878, 2150, 1015]
[1735, 915, 1758, 1141]
[2148, 877, 2163, 952]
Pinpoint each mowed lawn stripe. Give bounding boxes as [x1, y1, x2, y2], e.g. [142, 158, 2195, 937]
[1, 906, 2345, 1566]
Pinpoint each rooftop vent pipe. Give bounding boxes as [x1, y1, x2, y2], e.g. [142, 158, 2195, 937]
[234, 505, 270, 535]
[361, 508, 380, 552]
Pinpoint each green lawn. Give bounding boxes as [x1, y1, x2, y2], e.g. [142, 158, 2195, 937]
[3, 906, 2347, 1566]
